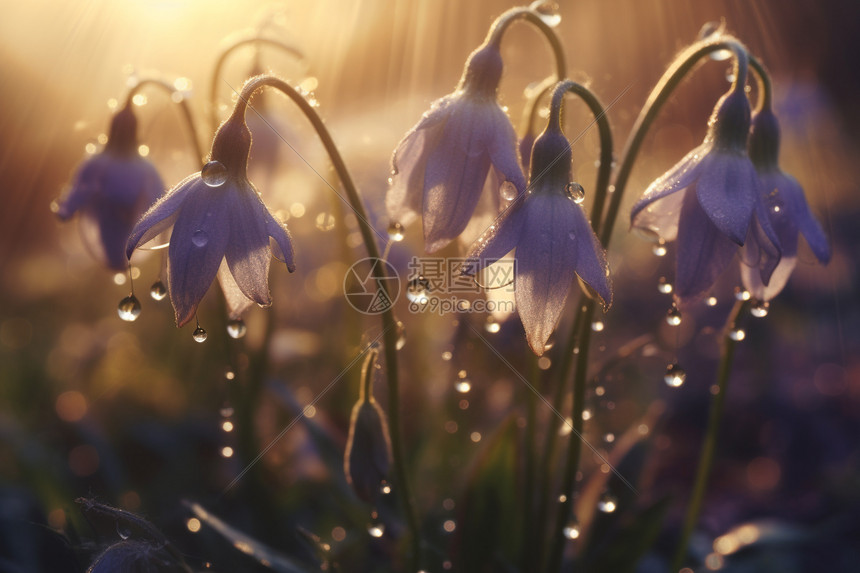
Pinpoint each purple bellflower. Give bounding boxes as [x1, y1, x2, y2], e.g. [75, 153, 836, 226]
[740, 107, 830, 300]
[386, 41, 526, 253]
[462, 125, 611, 356]
[55, 105, 164, 271]
[126, 108, 295, 327]
[631, 88, 781, 304]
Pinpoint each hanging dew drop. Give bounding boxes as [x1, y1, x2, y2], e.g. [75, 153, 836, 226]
[484, 317, 501, 333]
[664, 363, 686, 387]
[500, 181, 518, 201]
[220, 404, 235, 417]
[379, 481, 392, 495]
[226, 319, 247, 339]
[566, 182, 585, 204]
[149, 280, 167, 301]
[367, 516, 385, 538]
[201, 160, 228, 187]
[406, 276, 430, 304]
[192, 327, 208, 343]
[652, 242, 667, 257]
[455, 379, 471, 393]
[387, 221, 405, 242]
[563, 521, 580, 540]
[729, 328, 746, 341]
[395, 321, 406, 350]
[117, 295, 141, 321]
[597, 493, 617, 513]
[657, 277, 673, 294]
[666, 306, 682, 326]
[751, 301, 770, 318]
[734, 287, 751, 301]
[706, 296, 718, 307]
[591, 320, 605, 332]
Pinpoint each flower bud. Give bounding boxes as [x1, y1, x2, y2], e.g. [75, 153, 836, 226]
[706, 89, 752, 151]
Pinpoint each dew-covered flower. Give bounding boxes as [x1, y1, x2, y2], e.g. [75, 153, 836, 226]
[386, 41, 526, 253]
[631, 88, 781, 303]
[462, 126, 611, 355]
[54, 105, 164, 271]
[740, 107, 830, 300]
[126, 110, 295, 327]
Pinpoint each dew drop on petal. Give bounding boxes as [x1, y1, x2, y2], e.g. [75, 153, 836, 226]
[500, 181, 518, 201]
[192, 327, 208, 343]
[597, 493, 617, 513]
[226, 319, 247, 339]
[566, 182, 585, 204]
[729, 328, 746, 341]
[664, 363, 686, 387]
[568, 230, 576, 241]
[117, 295, 141, 321]
[150, 280, 167, 301]
[666, 305, 682, 326]
[116, 522, 131, 540]
[388, 221, 405, 242]
[192, 230, 208, 247]
[750, 301, 770, 318]
[201, 160, 228, 187]
[657, 277, 673, 294]
[563, 521, 580, 540]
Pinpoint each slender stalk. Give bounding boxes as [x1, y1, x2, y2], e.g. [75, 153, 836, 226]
[125, 78, 205, 162]
[231, 75, 422, 570]
[670, 299, 749, 571]
[520, 355, 540, 572]
[208, 37, 305, 132]
[485, 7, 566, 80]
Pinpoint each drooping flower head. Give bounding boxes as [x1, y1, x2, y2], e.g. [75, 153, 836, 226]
[126, 103, 295, 327]
[631, 62, 781, 304]
[740, 105, 830, 300]
[386, 37, 527, 253]
[463, 104, 611, 355]
[55, 104, 164, 271]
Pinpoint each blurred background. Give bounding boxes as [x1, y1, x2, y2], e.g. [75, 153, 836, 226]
[1, 0, 858, 571]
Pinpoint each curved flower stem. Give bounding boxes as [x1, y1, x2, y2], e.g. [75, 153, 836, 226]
[520, 354, 540, 572]
[126, 78, 205, 163]
[519, 75, 557, 135]
[670, 299, 749, 571]
[485, 7, 566, 80]
[231, 74, 422, 570]
[208, 37, 305, 132]
[749, 55, 772, 112]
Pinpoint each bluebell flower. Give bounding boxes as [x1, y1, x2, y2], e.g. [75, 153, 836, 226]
[126, 111, 295, 327]
[631, 88, 781, 303]
[55, 105, 164, 271]
[463, 127, 610, 356]
[386, 42, 526, 253]
[740, 107, 830, 300]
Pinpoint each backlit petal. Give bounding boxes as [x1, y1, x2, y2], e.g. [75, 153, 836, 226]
[127, 173, 198, 258]
[225, 188, 272, 307]
[695, 152, 757, 245]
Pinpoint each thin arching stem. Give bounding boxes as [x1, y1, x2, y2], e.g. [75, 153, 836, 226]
[208, 37, 305, 131]
[230, 74, 422, 570]
[485, 7, 567, 80]
[126, 78, 205, 163]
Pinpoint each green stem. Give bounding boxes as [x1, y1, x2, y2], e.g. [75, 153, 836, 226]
[670, 299, 748, 571]
[521, 355, 540, 572]
[485, 6, 566, 80]
[126, 78, 205, 163]
[232, 75, 422, 570]
[208, 37, 305, 132]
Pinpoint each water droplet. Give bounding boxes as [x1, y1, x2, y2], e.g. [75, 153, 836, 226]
[226, 319, 246, 339]
[201, 160, 228, 187]
[149, 280, 167, 301]
[192, 326, 208, 343]
[729, 328, 746, 341]
[192, 230, 208, 247]
[441, 351, 453, 361]
[406, 276, 431, 304]
[604, 432, 615, 443]
[657, 277, 673, 294]
[117, 295, 141, 321]
[568, 230, 576, 241]
[597, 493, 617, 513]
[224, 369, 235, 381]
[116, 522, 131, 540]
[457, 369, 468, 379]
[220, 404, 235, 417]
[367, 515, 385, 538]
[666, 305, 682, 326]
[484, 317, 500, 333]
[734, 287, 751, 301]
[664, 363, 686, 387]
[455, 380, 471, 393]
[591, 320, 605, 332]
[315, 212, 335, 231]
[379, 481, 392, 495]
[563, 521, 580, 540]
[531, 1, 562, 27]
[751, 300, 770, 318]
[500, 181, 518, 201]
[388, 221, 405, 241]
[396, 321, 406, 350]
[706, 296, 718, 307]
[537, 356, 552, 370]
[652, 241, 667, 257]
[725, 69, 737, 83]
[566, 182, 585, 204]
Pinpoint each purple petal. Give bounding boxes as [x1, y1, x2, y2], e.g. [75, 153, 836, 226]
[515, 194, 578, 355]
[630, 144, 707, 240]
[774, 172, 830, 264]
[675, 190, 739, 304]
[488, 107, 527, 197]
[459, 163, 503, 249]
[167, 185, 231, 327]
[263, 205, 296, 273]
[741, 256, 797, 302]
[218, 261, 255, 319]
[695, 152, 758, 245]
[127, 173, 198, 258]
[571, 208, 612, 309]
[225, 187, 272, 307]
[56, 154, 109, 220]
[461, 197, 526, 275]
